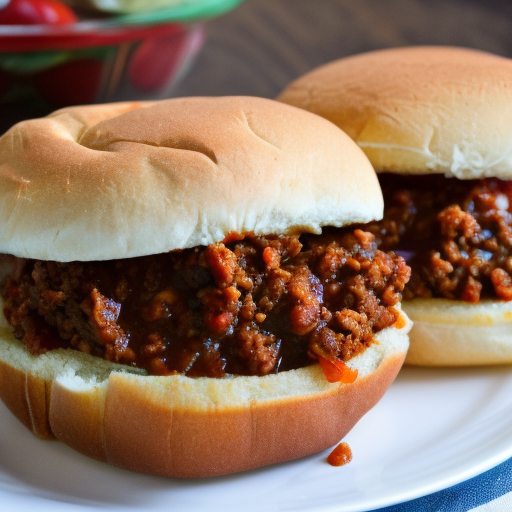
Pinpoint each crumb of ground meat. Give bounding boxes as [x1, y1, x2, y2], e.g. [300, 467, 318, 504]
[366, 174, 512, 303]
[1, 229, 409, 378]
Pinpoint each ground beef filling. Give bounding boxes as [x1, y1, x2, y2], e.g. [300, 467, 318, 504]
[365, 174, 512, 303]
[1, 229, 409, 378]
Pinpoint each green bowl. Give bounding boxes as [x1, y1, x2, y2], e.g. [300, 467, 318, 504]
[0, 0, 245, 116]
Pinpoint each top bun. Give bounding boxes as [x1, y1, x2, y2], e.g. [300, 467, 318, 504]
[0, 96, 381, 262]
[278, 46, 512, 180]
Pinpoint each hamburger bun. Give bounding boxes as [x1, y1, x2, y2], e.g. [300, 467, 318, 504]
[278, 46, 512, 366]
[0, 96, 411, 477]
[277, 46, 512, 180]
[400, 299, 512, 366]
[0, 306, 410, 478]
[0, 96, 382, 261]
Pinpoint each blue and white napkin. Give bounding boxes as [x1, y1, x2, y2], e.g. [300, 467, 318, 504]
[376, 458, 512, 512]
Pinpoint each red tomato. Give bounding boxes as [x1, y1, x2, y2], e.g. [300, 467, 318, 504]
[128, 29, 194, 92]
[34, 58, 103, 107]
[0, 0, 77, 25]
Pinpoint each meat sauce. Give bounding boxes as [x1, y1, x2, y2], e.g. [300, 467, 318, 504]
[1, 229, 410, 378]
[365, 174, 512, 303]
[327, 442, 353, 467]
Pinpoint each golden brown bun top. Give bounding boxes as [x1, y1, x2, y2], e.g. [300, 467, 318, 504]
[0, 96, 381, 262]
[278, 46, 512, 179]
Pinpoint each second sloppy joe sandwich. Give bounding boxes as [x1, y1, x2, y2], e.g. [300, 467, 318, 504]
[278, 46, 512, 366]
[0, 96, 411, 477]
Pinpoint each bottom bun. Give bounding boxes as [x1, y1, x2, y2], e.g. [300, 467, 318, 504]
[403, 299, 512, 366]
[0, 309, 411, 478]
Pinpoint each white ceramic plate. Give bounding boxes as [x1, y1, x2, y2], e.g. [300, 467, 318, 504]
[1, 364, 512, 512]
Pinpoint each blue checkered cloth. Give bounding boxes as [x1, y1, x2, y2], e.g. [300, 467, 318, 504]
[374, 458, 512, 511]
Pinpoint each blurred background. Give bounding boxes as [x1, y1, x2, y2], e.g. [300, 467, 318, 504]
[173, 0, 512, 97]
[2, 0, 512, 134]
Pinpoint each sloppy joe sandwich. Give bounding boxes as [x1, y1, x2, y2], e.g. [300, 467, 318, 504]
[278, 46, 512, 366]
[0, 96, 411, 478]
